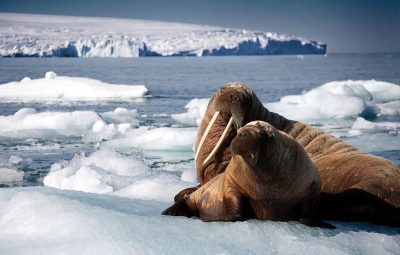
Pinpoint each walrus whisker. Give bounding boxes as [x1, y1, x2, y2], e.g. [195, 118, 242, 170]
[195, 111, 220, 161]
[203, 116, 234, 166]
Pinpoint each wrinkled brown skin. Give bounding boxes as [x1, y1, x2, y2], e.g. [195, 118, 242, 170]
[173, 82, 400, 227]
[164, 122, 332, 228]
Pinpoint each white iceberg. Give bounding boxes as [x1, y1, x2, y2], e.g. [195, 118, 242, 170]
[0, 71, 148, 102]
[0, 12, 326, 57]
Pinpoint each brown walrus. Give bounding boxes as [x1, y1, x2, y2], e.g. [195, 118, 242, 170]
[173, 83, 400, 227]
[164, 121, 333, 228]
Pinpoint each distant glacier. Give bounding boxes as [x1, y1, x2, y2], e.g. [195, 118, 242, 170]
[0, 13, 326, 57]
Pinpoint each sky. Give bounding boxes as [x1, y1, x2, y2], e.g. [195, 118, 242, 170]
[1, 0, 399, 53]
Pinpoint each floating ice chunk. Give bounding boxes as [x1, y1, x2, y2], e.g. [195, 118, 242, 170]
[100, 107, 139, 125]
[172, 98, 209, 126]
[104, 126, 198, 151]
[266, 80, 400, 120]
[0, 168, 24, 182]
[9, 156, 23, 164]
[44, 148, 194, 201]
[45, 71, 57, 79]
[352, 117, 400, 131]
[43, 148, 149, 194]
[21, 77, 31, 82]
[0, 108, 104, 138]
[181, 167, 197, 183]
[0, 73, 148, 101]
[378, 101, 400, 116]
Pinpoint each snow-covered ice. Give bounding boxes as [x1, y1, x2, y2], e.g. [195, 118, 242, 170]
[266, 80, 400, 121]
[172, 98, 209, 126]
[102, 126, 198, 151]
[0, 187, 399, 255]
[43, 147, 195, 202]
[0, 108, 104, 138]
[352, 117, 400, 131]
[0, 72, 148, 102]
[0, 168, 24, 183]
[0, 12, 326, 57]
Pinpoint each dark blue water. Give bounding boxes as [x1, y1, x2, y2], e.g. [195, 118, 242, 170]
[1, 53, 400, 116]
[0, 53, 399, 187]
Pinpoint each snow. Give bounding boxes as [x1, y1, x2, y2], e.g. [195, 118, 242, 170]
[100, 107, 139, 125]
[0, 156, 25, 183]
[0, 72, 148, 102]
[0, 13, 326, 57]
[266, 80, 400, 121]
[0, 108, 104, 138]
[352, 117, 400, 131]
[43, 147, 194, 202]
[102, 126, 198, 151]
[172, 98, 209, 126]
[0, 187, 399, 255]
[0, 168, 24, 183]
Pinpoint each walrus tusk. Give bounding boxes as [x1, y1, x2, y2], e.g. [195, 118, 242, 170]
[195, 111, 220, 161]
[202, 116, 234, 166]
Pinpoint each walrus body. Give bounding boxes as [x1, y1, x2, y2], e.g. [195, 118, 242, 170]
[164, 121, 331, 227]
[174, 83, 400, 227]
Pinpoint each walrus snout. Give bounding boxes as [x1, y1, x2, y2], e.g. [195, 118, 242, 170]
[214, 83, 254, 129]
[196, 83, 256, 167]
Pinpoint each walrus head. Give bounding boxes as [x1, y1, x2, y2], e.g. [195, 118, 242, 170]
[196, 83, 258, 165]
[231, 121, 275, 167]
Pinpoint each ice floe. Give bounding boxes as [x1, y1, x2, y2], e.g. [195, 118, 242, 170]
[102, 126, 197, 151]
[0, 168, 24, 183]
[267, 80, 400, 121]
[0, 72, 148, 102]
[0, 187, 399, 255]
[43, 148, 195, 202]
[352, 117, 400, 131]
[0, 108, 104, 138]
[172, 98, 209, 126]
[0, 156, 26, 183]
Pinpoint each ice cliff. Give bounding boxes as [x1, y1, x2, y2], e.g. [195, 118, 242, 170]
[0, 13, 326, 57]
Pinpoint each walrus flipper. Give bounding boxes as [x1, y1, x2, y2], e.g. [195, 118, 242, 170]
[162, 199, 195, 218]
[174, 186, 199, 202]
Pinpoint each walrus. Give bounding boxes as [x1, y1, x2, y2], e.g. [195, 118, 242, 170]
[164, 121, 333, 228]
[174, 83, 400, 227]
